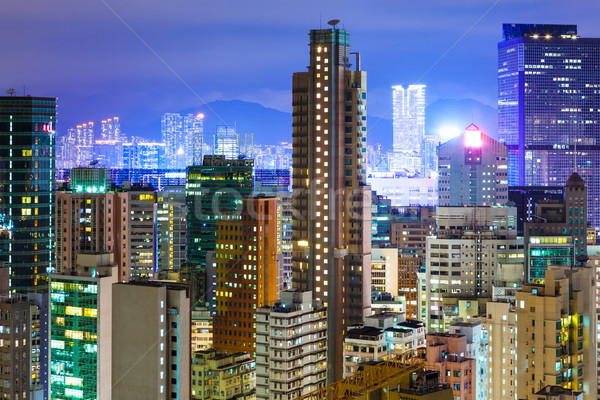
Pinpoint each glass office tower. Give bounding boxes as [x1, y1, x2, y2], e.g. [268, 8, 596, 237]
[0, 96, 56, 292]
[498, 24, 600, 228]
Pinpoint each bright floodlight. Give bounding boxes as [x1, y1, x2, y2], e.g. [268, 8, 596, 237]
[439, 126, 461, 140]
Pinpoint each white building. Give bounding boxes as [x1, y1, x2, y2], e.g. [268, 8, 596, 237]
[256, 291, 327, 400]
[391, 85, 425, 175]
[426, 206, 524, 332]
[449, 320, 488, 400]
[344, 312, 425, 377]
[367, 173, 436, 207]
[371, 248, 399, 295]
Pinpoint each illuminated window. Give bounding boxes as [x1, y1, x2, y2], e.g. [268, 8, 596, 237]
[65, 306, 83, 316]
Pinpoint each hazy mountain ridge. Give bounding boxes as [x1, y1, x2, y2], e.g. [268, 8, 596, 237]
[58, 98, 497, 148]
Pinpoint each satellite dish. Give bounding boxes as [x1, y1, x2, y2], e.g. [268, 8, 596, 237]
[327, 19, 340, 29]
[6, 89, 16, 96]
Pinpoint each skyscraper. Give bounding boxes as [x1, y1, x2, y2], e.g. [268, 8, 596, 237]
[213, 196, 279, 356]
[162, 113, 185, 169]
[0, 96, 56, 293]
[498, 23, 600, 228]
[75, 122, 94, 166]
[391, 85, 426, 174]
[186, 155, 254, 311]
[162, 113, 203, 169]
[292, 24, 372, 381]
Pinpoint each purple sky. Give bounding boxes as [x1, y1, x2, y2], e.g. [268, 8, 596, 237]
[2, 0, 599, 135]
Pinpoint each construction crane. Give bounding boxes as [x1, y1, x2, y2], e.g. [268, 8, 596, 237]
[300, 349, 427, 400]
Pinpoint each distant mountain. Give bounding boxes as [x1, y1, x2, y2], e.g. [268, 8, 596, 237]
[367, 98, 498, 149]
[61, 98, 497, 148]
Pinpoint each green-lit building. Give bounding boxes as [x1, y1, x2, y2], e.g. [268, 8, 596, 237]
[186, 155, 253, 311]
[0, 96, 56, 293]
[71, 167, 108, 193]
[49, 254, 117, 400]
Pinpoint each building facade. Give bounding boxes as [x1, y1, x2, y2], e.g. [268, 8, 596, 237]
[437, 123, 509, 207]
[498, 23, 600, 228]
[213, 197, 279, 356]
[0, 96, 56, 293]
[291, 25, 372, 382]
[186, 155, 254, 311]
[49, 254, 118, 400]
[516, 266, 596, 399]
[256, 291, 327, 400]
[112, 281, 191, 400]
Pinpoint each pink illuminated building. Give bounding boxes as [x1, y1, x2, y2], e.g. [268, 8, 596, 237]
[437, 124, 509, 206]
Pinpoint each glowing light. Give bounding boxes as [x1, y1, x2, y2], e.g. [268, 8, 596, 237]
[196, 113, 205, 120]
[439, 126, 461, 140]
[464, 124, 482, 147]
[298, 240, 309, 247]
[176, 148, 185, 155]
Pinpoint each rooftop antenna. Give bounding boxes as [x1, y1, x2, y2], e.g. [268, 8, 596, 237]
[320, 13, 322, 29]
[327, 19, 340, 29]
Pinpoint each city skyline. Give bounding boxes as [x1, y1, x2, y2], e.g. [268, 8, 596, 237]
[3, 1, 600, 138]
[4, 2, 600, 399]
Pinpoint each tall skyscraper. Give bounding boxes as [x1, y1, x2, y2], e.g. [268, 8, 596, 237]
[184, 113, 204, 166]
[391, 85, 426, 174]
[186, 155, 254, 311]
[75, 122, 94, 166]
[213, 196, 279, 356]
[498, 23, 600, 228]
[162, 113, 202, 169]
[162, 113, 185, 169]
[291, 24, 372, 381]
[100, 117, 121, 142]
[0, 96, 56, 293]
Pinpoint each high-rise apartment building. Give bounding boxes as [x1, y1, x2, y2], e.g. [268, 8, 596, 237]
[162, 113, 203, 169]
[437, 123, 509, 206]
[56, 171, 156, 281]
[184, 113, 204, 166]
[498, 23, 600, 228]
[292, 25, 372, 381]
[448, 320, 487, 400]
[49, 254, 118, 400]
[56, 128, 77, 170]
[100, 117, 121, 142]
[0, 295, 31, 400]
[75, 122, 94, 166]
[484, 301, 517, 400]
[213, 197, 279, 356]
[156, 189, 187, 280]
[426, 206, 524, 331]
[112, 281, 191, 400]
[186, 155, 254, 310]
[123, 141, 166, 169]
[256, 291, 327, 400]
[516, 266, 596, 399]
[0, 96, 56, 293]
[391, 85, 426, 174]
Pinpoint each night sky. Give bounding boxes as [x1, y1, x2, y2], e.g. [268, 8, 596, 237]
[2, 0, 599, 138]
